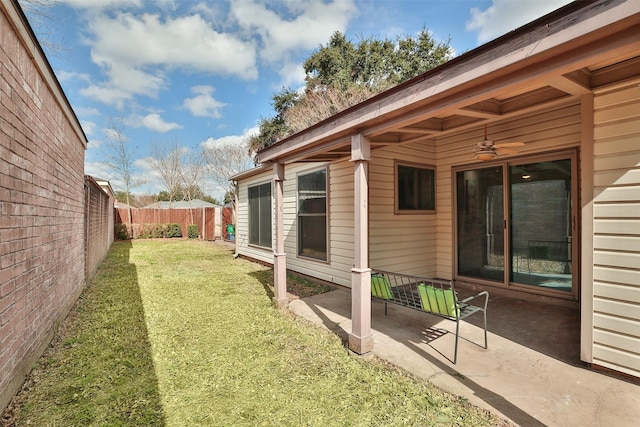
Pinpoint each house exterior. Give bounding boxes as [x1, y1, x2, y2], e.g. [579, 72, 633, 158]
[232, 0, 640, 379]
[0, 0, 90, 411]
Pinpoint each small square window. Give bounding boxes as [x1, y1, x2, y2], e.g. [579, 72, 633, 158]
[396, 162, 435, 213]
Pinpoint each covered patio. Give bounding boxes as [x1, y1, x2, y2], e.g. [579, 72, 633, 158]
[234, 0, 639, 387]
[288, 287, 640, 426]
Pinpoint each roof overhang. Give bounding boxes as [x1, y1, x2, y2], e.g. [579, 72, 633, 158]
[229, 165, 272, 182]
[257, 0, 640, 165]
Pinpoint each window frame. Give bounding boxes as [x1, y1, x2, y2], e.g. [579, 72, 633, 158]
[394, 160, 436, 214]
[296, 167, 329, 262]
[247, 180, 272, 249]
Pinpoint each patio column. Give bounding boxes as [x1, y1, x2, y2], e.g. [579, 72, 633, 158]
[272, 162, 288, 309]
[348, 134, 374, 354]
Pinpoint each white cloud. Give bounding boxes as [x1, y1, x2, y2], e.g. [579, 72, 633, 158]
[61, 0, 143, 10]
[127, 113, 183, 132]
[81, 120, 97, 135]
[87, 139, 103, 149]
[77, 10, 258, 106]
[189, 2, 224, 22]
[79, 84, 133, 109]
[88, 11, 257, 78]
[276, 60, 306, 89]
[200, 126, 259, 149]
[466, 0, 573, 44]
[56, 70, 92, 83]
[182, 85, 227, 119]
[74, 106, 101, 116]
[84, 161, 113, 181]
[231, 0, 357, 63]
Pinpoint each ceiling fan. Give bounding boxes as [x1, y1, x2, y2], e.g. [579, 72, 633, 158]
[475, 125, 525, 161]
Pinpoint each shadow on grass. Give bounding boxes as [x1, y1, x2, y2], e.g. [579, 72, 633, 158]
[249, 268, 335, 303]
[249, 269, 275, 301]
[2, 241, 166, 427]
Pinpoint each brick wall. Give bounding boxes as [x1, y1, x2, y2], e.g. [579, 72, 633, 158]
[0, 2, 88, 411]
[85, 176, 114, 281]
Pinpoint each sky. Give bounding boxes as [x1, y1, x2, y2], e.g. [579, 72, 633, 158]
[23, 0, 573, 202]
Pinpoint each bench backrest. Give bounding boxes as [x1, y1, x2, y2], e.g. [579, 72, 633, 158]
[371, 271, 459, 318]
[417, 283, 459, 317]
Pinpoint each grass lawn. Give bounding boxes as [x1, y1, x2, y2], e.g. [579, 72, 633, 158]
[3, 240, 502, 426]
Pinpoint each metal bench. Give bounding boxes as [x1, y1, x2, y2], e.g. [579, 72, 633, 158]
[371, 269, 489, 364]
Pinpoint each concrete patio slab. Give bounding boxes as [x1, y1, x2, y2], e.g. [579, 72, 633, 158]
[288, 287, 640, 426]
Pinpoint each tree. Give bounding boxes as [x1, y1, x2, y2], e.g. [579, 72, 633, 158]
[147, 139, 184, 205]
[19, 0, 66, 57]
[202, 141, 254, 207]
[304, 29, 452, 91]
[250, 30, 453, 154]
[104, 118, 145, 206]
[248, 87, 299, 156]
[179, 149, 206, 203]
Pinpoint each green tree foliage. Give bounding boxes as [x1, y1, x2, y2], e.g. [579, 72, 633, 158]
[249, 29, 452, 155]
[248, 88, 299, 155]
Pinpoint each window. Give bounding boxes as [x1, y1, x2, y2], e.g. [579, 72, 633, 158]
[396, 162, 435, 212]
[248, 182, 272, 248]
[297, 168, 327, 261]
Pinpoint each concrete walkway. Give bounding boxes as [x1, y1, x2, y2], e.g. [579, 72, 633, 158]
[288, 287, 640, 426]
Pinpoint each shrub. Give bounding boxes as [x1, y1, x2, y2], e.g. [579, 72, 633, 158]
[117, 223, 185, 239]
[115, 224, 131, 240]
[166, 224, 181, 238]
[188, 224, 199, 239]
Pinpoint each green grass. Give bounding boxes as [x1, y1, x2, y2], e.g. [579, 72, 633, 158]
[4, 240, 502, 426]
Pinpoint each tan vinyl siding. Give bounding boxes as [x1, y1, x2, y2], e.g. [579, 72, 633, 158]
[237, 162, 354, 286]
[591, 81, 640, 378]
[284, 162, 353, 286]
[434, 103, 582, 280]
[369, 140, 437, 276]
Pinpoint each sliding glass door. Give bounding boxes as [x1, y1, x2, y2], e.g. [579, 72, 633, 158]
[455, 151, 577, 297]
[457, 167, 505, 282]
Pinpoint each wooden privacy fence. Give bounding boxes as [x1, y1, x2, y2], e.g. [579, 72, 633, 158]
[115, 207, 224, 240]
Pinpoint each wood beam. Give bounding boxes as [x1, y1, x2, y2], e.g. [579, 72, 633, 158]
[393, 126, 437, 134]
[349, 134, 373, 354]
[548, 71, 592, 95]
[272, 163, 287, 309]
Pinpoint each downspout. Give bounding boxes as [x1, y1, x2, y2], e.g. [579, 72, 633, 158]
[232, 180, 239, 257]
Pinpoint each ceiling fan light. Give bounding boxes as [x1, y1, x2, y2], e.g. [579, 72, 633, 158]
[475, 151, 497, 161]
[521, 173, 532, 180]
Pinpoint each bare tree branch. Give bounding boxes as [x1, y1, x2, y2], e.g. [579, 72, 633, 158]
[147, 139, 184, 205]
[19, 0, 69, 58]
[202, 141, 254, 200]
[104, 118, 146, 205]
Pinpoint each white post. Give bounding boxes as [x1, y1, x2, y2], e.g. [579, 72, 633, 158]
[273, 162, 287, 308]
[349, 134, 373, 354]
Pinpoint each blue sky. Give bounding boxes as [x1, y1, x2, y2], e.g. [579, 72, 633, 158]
[24, 0, 572, 200]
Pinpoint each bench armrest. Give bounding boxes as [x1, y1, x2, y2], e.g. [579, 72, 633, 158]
[459, 291, 489, 311]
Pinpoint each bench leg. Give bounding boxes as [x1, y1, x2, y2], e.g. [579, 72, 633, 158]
[384, 301, 388, 316]
[454, 319, 460, 364]
[483, 310, 488, 349]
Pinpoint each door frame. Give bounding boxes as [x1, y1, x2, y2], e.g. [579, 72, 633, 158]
[452, 148, 580, 300]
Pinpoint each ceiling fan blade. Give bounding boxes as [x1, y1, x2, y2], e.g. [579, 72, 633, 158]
[495, 141, 525, 147]
[496, 147, 519, 155]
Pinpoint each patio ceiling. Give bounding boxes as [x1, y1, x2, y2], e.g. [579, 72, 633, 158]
[257, 0, 640, 165]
